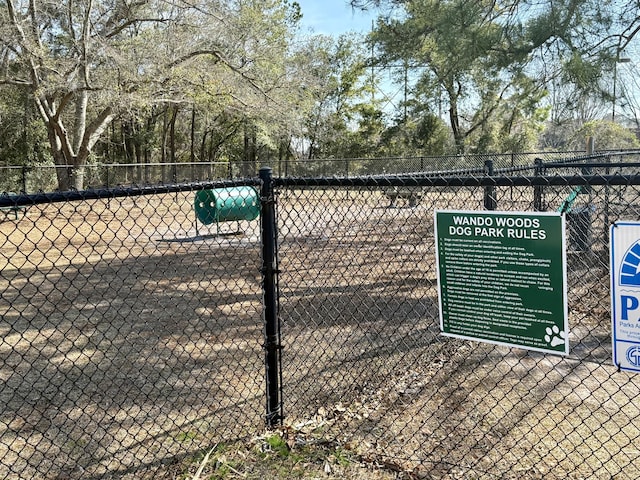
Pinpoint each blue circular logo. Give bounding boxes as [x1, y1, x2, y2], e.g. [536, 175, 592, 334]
[626, 346, 640, 367]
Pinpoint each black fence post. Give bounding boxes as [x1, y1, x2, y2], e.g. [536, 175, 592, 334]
[21, 166, 27, 194]
[484, 160, 497, 210]
[604, 154, 611, 238]
[533, 158, 544, 211]
[259, 166, 282, 427]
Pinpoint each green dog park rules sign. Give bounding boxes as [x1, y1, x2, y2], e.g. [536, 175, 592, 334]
[434, 210, 569, 355]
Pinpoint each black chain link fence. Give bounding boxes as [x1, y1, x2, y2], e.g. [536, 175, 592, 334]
[275, 156, 640, 479]
[0, 182, 266, 479]
[2, 152, 640, 478]
[1, 151, 622, 194]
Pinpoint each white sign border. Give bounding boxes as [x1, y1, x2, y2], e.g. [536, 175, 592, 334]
[610, 221, 640, 372]
[434, 209, 569, 355]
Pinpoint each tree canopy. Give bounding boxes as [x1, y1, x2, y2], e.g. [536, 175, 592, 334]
[0, 0, 315, 188]
[1, 0, 640, 190]
[353, 0, 640, 153]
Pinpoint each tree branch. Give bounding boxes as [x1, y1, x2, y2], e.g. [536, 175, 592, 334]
[50, 117, 75, 163]
[166, 49, 277, 104]
[82, 106, 114, 153]
[28, 0, 43, 49]
[103, 17, 171, 39]
[0, 78, 33, 86]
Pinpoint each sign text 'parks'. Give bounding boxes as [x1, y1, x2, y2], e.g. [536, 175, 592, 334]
[435, 210, 568, 355]
[610, 221, 640, 372]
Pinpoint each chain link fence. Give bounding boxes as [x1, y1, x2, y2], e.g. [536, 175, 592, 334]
[275, 157, 640, 479]
[2, 153, 640, 478]
[0, 182, 266, 479]
[1, 151, 623, 194]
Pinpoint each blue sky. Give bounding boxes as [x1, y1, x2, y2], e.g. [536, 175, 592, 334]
[295, 0, 377, 36]
[294, 1, 404, 113]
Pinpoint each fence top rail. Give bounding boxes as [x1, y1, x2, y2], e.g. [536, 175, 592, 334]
[0, 178, 261, 208]
[540, 161, 640, 169]
[493, 164, 537, 174]
[274, 174, 640, 189]
[2, 149, 639, 169]
[0, 161, 239, 170]
[540, 150, 640, 167]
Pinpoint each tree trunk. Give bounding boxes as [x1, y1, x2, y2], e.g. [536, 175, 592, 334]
[144, 114, 154, 183]
[48, 123, 72, 191]
[447, 91, 465, 154]
[169, 105, 178, 183]
[242, 122, 257, 177]
[190, 106, 196, 163]
[37, 93, 113, 191]
[161, 107, 169, 182]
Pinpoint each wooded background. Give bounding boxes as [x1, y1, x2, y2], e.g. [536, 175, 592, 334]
[2, 0, 640, 191]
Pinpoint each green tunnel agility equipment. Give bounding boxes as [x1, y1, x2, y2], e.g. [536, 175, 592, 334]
[194, 186, 260, 225]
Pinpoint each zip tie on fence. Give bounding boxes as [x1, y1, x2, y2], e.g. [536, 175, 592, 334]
[261, 267, 281, 274]
[262, 343, 284, 353]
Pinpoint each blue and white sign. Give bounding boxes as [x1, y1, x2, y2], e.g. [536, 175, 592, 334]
[610, 221, 640, 372]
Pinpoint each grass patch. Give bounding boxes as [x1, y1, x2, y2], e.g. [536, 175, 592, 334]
[177, 429, 405, 479]
[176, 431, 198, 442]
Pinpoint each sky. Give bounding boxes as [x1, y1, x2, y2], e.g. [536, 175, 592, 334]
[294, 1, 405, 113]
[295, 0, 378, 36]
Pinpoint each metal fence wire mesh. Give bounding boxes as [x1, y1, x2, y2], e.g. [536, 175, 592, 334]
[0, 151, 603, 194]
[2, 154, 640, 478]
[0, 184, 265, 479]
[275, 164, 640, 479]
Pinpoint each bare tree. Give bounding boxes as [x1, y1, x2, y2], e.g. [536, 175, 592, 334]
[0, 0, 307, 189]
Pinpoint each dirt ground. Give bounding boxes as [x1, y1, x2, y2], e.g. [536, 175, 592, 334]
[0, 193, 267, 478]
[0, 184, 639, 479]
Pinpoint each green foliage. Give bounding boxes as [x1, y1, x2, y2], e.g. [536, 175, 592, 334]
[466, 77, 551, 153]
[380, 113, 453, 156]
[0, 87, 49, 166]
[0, 0, 318, 186]
[3, 0, 639, 178]
[369, 0, 546, 153]
[0, 85, 54, 192]
[264, 434, 291, 458]
[567, 120, 640, 150]
[563, 53, 604, 91]
[300, 33, 381, 159]
[355, 0, 639, 155]
[177, 432, 396, 480]
[175, 431, 198, 442]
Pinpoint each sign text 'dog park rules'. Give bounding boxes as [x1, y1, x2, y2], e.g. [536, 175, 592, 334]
[435, 210, 569, 355]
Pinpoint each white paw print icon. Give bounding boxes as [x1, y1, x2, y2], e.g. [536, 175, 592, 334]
[544, 325, 566, 347]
